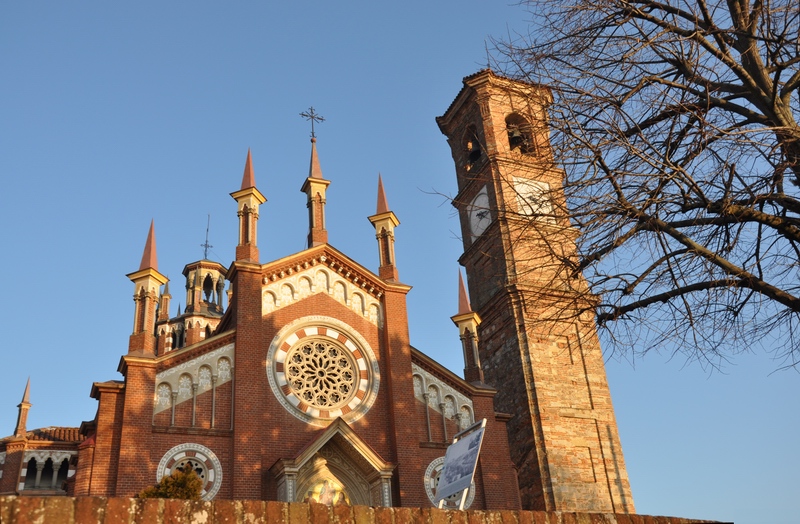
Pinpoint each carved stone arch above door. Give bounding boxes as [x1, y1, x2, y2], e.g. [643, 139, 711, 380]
[269, 418, 394, 507]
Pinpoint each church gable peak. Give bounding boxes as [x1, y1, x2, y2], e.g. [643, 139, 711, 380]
[260, 247, 389, 327]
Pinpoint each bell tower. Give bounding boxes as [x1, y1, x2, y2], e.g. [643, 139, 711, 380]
[437, 70, 635, 513]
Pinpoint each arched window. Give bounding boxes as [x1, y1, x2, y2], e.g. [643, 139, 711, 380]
[506, 113, 535, 154]
[203, 274, 214, 303]
[462, 126, 482, 170]
[24, 458, 37, 489]
[41, 458, 55, 488]
[55, 458, 69, 490]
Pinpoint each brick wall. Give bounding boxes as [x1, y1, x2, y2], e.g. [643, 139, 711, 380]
[0, 497, 728, 524]
[437, 70, 635, 512]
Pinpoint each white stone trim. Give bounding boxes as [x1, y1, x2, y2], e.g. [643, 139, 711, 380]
[22, 450, 75, 465]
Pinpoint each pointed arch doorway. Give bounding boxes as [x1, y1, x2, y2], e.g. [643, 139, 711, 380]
[270, 418, 394, 506]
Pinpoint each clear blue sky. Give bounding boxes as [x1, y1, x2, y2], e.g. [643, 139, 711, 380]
[0, 3, 796, 523]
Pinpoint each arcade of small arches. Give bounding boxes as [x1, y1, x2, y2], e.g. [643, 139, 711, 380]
[412, 364, 474, 442]
[184, 270, 226, 308]
[20, 451, 75, 492]
[153, 344, 234, 422]
[262, 266, 383, 327]
[157, 319, 218, 352]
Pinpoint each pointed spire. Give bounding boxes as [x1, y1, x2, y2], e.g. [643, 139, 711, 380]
[163, 280, 170, 296]
[376, 174, 390, 214]
[457, 271, 472, 314]
[20, 377, 30, 404]
[309, 138, 323, 179]
[138, 220, 158, 271]
[241, 148, 255, 190]
[177, 303, 182, 316]
[14, 377, 32, 438]
[231, 149, 266, 262]
[368, 174, 401, 281]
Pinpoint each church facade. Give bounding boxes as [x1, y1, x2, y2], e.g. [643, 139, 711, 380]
[0, 71, 634, 513]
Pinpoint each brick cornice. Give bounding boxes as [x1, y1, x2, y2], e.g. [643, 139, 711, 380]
[89, 381, 124, 400]
[117, 354, 158, 376]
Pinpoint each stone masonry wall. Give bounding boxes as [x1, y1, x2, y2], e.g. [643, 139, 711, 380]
[0, 497, 729, 524]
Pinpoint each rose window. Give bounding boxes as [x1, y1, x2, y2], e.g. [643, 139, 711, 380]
[268, 319, 379, 426]
[285, 339, 357, 409]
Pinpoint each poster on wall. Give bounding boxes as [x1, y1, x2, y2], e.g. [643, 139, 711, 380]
[434, 418, 486, 506]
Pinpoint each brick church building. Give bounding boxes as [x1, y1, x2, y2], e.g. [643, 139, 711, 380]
[0, 71, 635, 513]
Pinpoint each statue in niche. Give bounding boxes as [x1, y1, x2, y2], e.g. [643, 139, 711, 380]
[303, 479, 350, 506]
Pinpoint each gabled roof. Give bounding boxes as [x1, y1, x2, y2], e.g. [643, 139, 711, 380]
[0, 426, 86, 444]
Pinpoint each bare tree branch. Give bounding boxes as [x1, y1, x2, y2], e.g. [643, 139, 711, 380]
[493, 0, 800, 365]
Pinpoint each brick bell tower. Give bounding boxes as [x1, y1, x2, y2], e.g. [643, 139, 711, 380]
[437, 70, 635, 513]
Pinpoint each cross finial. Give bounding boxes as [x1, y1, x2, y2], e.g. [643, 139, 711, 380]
[201, 214, 213, 259]
[300, 107, 325, 139]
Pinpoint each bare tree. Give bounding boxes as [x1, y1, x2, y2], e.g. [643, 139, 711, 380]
[494, 0, 800, 365]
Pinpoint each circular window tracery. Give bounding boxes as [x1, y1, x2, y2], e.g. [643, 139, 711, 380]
[286, 338, 358, 410]
[156, 443, 222, 500]
[267, 316, 380, 426]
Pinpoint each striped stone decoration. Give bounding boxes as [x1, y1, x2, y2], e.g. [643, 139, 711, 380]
[156, 443, 222, 500]
[267, 316, 380, 427]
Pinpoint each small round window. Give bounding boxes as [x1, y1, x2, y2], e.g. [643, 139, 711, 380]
[156, 443, 222, 500]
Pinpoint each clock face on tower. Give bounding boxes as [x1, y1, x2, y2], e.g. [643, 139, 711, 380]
[468, 186, 491, 238]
